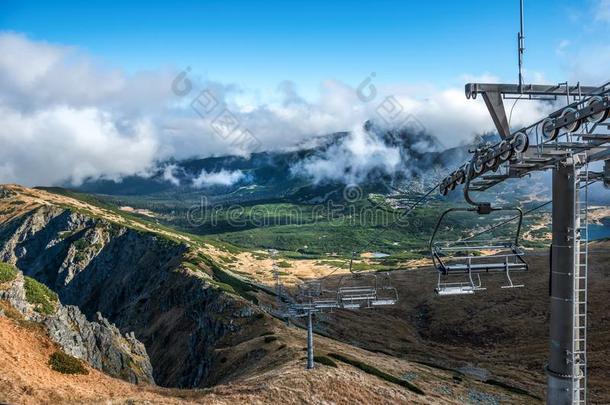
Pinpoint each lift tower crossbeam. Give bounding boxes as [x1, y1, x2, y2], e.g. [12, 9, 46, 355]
[465, 83, 601, 139]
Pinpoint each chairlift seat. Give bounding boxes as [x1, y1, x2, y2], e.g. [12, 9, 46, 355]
[338, 287, 377, 302]
[435, 279, 485, 296]
[340, 289, 376, 309]
[340, 295, 376, 304]
[434, 243, 520, 252]
[336, 272, 399, 308]
[340, 292, 377, 300]
[443, 261, 528, 273]
[436, 285, 476, 296]
[339, 286, 376, 294]
[313, 299, 339, 309]
[371, 299, 397, 306]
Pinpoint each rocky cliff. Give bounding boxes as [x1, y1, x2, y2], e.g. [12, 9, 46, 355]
[0, 185, 281, 388]
[0, 267, 154, 383]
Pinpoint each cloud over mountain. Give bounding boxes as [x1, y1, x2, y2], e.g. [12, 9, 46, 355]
[0, 32, 555, 187]
[192, 169, 245, 188]
[291, 125, 402, 185]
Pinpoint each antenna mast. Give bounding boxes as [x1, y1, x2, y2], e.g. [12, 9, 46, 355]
[518, 0, 525, 93]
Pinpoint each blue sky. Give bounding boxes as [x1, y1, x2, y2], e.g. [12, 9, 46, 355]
[2, 0, 607, 96]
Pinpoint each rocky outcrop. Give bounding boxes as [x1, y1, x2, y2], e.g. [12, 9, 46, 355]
[0, 187, 17, 199]
[0, 203, 273, 388]
[46, 307, 154, 384]
[0, 271, 154, 384]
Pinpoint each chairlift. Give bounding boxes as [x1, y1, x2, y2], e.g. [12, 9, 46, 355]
[435, 271, 484, 296]
[335, 253, 376, 309]
[430, 206, 528, 296]
[432, 161, 528, 296]
[336, 254, 399, 308]
[371, 272, 398, 306]
[337, 272, 377, 309]
[312, 280, 341, 310]
[299, 280, 340, 310]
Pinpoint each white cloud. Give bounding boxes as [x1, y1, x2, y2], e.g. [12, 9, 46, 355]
[0, 32, 560, 187]
[192, 169, 245, 188]
[0, 33, 127, 111]
[291, 125, 402, 184]
[564, 44, 610, 85]
[0, 105, 158, 186]
[557, 1, 610, 84]
[162, 164, 181, 186]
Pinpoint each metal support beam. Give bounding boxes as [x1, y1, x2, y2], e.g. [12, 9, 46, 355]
[465, 83, 600, 99]
[307, 310, 314, 370]
[482, 91, 511, 139]
[546, 161, 578, 405]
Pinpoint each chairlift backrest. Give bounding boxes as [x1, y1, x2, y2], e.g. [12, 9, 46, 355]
[430, 207, 526, 268]
[337, 273, 377, 309]
[371, 272, 398, 306]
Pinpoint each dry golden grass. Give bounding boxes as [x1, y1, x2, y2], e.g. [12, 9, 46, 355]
[0, 305, 537, 405]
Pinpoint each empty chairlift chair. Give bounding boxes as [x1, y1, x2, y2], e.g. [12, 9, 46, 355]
[430, 207, 528, 296]
[337, 272, 378, 309]
[324, 253, 399, 309]
[309, 280, 341, 310]
[371, 272, 398, 306]
[300, 280, 322, 298]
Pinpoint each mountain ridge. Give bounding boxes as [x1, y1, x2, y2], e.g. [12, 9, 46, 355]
[68, 123, 469, 201]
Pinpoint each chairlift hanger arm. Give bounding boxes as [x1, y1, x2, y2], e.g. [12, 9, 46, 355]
[481, 91, 511, 139]
[463, 166, 494, 211]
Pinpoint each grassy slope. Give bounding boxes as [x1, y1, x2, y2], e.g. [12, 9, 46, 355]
[11, 186, 263, 306]
[305, 241, 610, 403]
[206, 202, 550, 258]
[85, 190, 550, 258]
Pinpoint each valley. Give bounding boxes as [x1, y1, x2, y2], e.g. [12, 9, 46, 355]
[1, 143, 609, 404]
[0, 182, 608, 405]
[0, 184, 554, 404]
